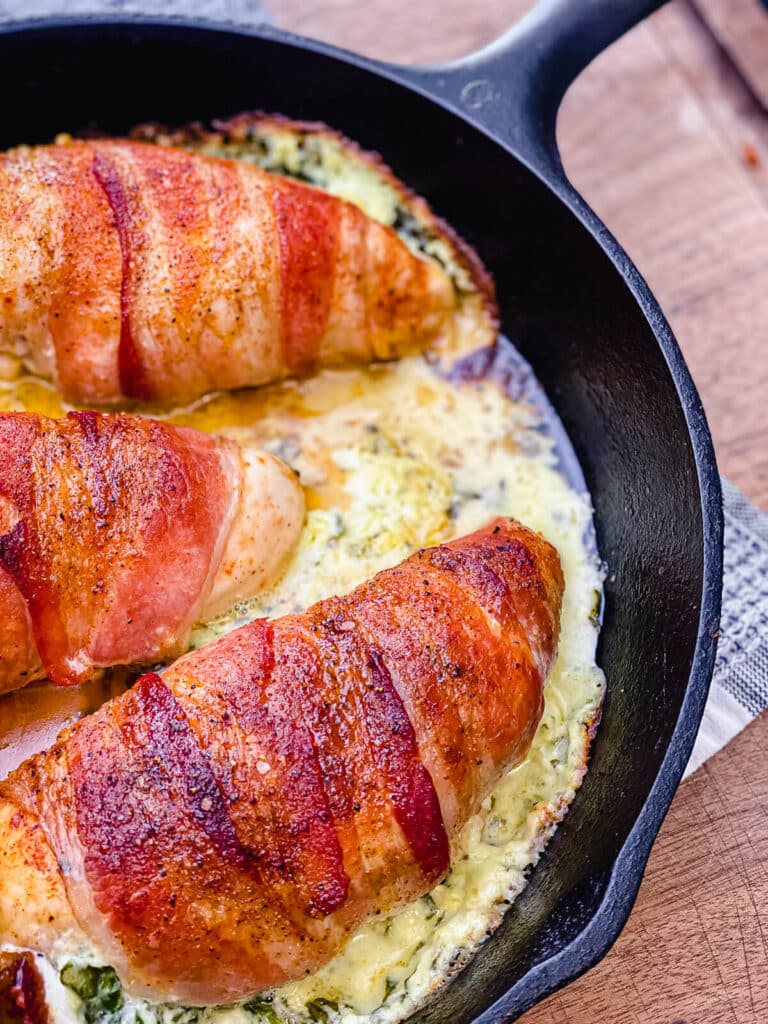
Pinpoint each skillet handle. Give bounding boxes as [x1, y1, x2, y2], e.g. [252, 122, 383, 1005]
[393, 0, 668, 177]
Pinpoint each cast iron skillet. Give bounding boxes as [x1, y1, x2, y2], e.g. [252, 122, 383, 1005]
[0, 0, 723, 1019]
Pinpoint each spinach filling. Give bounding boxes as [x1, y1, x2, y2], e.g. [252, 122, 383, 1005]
[59, 963, 286, 1024]
[59, 964, 124, 1024]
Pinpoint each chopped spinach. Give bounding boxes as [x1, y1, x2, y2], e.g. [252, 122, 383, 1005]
[305, 998, 339, 1023]
[242, 996, 283, 1023]
[60, 963, 124, 1023]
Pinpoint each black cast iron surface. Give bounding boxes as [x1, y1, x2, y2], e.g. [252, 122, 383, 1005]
[0, 0, 723, 1019]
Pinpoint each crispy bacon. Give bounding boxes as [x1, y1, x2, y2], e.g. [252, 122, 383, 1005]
[91, 151, 149, 400]
[0, 952, 48, 1024]
[0, 139, 455, 405]
[0, 411, 303, 693]
[0, 519, 562, 1005]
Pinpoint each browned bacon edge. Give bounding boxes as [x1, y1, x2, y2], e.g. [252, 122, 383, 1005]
[91, 153, 149, 401]
[0, 952, 49, 1024]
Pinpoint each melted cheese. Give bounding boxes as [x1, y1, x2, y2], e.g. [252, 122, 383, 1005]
[0, 343, 604, 1024]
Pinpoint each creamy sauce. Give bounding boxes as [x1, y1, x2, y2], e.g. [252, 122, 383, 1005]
[0, 337, 604, 1024]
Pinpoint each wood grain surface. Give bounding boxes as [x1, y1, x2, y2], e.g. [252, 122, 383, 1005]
[269, 0, 768, 1020]
[693, 0, 768, 107]
[522, 711, 768, 1023]
[271, 0, 768, 510]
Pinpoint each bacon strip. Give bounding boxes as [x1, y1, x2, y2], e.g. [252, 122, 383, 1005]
[0, 139, 455, 405]
[1, 518, 563, 1005]
[0, 952, 49, 1024]
[273, 183, 342, 376]
[0, 411, 241, 689]
[91, 152, 149, 401]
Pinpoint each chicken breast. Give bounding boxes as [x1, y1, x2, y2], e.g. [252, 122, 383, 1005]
[0, 519, 562, 1006]
[0, 138, 456, 405]
[0, 411, 304, 693]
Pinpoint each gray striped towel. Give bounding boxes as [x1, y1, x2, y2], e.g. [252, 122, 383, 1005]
[686, 478, 768, 775]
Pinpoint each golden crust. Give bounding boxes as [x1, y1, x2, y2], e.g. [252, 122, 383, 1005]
[0, 794, 82, 953]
